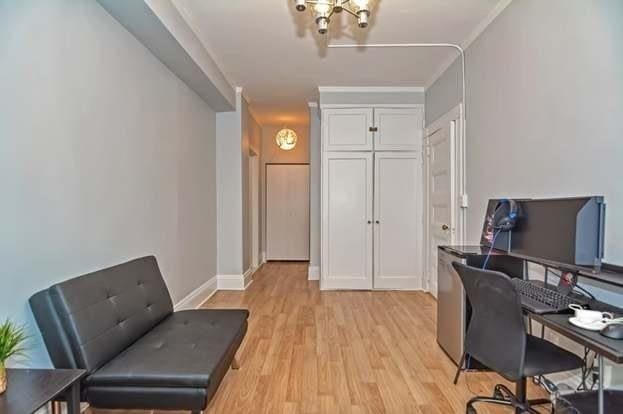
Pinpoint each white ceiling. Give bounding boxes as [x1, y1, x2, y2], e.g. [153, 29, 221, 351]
[173, 0, 505, 125]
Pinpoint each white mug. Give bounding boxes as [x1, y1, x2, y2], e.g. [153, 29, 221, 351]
[569, 304, 613, 324]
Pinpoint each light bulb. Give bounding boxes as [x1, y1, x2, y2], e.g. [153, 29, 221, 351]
[357, 11, 368, 28]
[352, 0, 369, 8]
[317, 17, 329, 34]
[294, 0, 306, 12]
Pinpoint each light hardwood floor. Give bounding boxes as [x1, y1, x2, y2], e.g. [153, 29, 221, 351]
[90, 262, 547, 414]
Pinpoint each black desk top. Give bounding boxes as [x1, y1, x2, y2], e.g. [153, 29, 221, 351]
[440, 245, 623, 288]
[530, 313, 623, 363]
[439, 245, 507, 258]
[0, 368, 85, 414]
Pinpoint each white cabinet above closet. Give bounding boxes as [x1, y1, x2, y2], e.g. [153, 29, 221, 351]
[374, 107, 423, 151]
[322, 106, 423, 152]
[322, 108, 373, 152]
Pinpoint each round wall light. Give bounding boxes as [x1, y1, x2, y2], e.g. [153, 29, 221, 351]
[275, 128, 298, 151]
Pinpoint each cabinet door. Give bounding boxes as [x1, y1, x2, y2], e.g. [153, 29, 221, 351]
[322, 108, 373, 152]
[374, 107, 423, 151]
[322, 152, 373, 289]
[374, 152, 422, 289]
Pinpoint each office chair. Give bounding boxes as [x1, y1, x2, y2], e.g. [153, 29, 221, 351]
[452, 263, 584, 414]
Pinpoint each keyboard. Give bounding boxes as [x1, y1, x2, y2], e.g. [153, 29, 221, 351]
[512, 279, 589, 314]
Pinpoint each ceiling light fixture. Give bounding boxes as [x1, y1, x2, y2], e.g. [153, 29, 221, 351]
[275, 128, 298, 151]
[293, 0, 372, 35]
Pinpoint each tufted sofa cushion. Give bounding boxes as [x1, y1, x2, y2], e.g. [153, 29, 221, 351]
[85, 309, 249, 388]
[47, 256, 173, 373]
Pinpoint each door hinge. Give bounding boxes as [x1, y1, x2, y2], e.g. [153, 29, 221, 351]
[369, 126, 378, 132]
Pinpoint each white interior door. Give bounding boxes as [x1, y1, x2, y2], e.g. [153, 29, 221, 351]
[322, 152, 373, 290]
[425, 114, 458, 297]
[374, 107, 424, 151]
[373, 152, 422, 289]
[266, 164, 310, 260]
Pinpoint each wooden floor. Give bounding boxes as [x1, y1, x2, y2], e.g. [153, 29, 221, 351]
[90, 262, 547, 414]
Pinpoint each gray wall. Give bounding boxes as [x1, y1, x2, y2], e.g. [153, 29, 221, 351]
[0, 0, 218, 367]
[216, 99, 243, 276]
[425, 0, 623, 267]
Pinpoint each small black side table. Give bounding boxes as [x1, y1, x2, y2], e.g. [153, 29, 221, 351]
[0, 368, 86, 414]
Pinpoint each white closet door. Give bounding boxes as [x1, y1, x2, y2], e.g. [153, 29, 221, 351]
[374, 152, 422, 289]
[322, 108, 373, 152]
[374, 107, 424, 151]
[322, 152, 373, 289]
[266, 164, 310, 260]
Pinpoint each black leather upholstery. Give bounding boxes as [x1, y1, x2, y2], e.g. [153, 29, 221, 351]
[87, 310, 248, 388]
[48, 256, 173, 372]
[30, 256, 249, 412]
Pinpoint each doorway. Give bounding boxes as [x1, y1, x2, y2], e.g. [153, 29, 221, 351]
[265, 164, 310, 261]
[423, 104, 465, 297]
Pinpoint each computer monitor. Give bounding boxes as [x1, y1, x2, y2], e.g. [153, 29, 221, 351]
[510, 197, 605, 267]
[481, 197, 605, 267]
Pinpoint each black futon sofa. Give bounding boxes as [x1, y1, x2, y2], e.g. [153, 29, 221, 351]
[30, 256, 248, 413]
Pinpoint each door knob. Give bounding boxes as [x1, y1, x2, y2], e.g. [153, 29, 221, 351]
[441, 224, 449, 231]
[375, 220, 380, 224]
[367, 220, 372, 224]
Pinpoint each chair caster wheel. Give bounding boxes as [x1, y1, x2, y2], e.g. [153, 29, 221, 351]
[466, 405, 477, 414]
[493, 388, 504, 399]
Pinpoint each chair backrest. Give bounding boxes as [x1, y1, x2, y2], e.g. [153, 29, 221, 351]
[452, 262, 526, 381]
[30, 256, 173, 373]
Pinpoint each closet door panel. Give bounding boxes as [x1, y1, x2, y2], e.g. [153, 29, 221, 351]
[322, 152, 373, 289]
[322, 108, 373, 151]
[374, 107, 423, 151]
[374, 152, 422, 289]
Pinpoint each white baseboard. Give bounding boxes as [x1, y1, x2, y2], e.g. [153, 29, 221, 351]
[218, 267, 255, 290]
[174, 276, 218, 311]
[218, 274, 246, 290]
[260, 251, 266, 264]
[308, 265, 320, 281]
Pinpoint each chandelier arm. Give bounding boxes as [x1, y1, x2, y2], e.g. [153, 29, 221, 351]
[342, 7, 359, 18]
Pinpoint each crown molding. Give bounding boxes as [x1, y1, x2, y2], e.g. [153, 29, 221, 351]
[424, 0, 513, 91]
[318, 86, 425, 93]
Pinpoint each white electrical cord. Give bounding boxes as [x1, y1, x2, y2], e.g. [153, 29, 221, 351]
[327, 42, 468, 242]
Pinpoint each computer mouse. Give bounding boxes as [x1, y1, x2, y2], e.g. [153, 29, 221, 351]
[600, 323, 623, 340]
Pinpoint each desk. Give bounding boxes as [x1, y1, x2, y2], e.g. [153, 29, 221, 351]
[0, 369, 85, 414]
[438, 245, 623, 414]
[529, 312, 623, 414]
